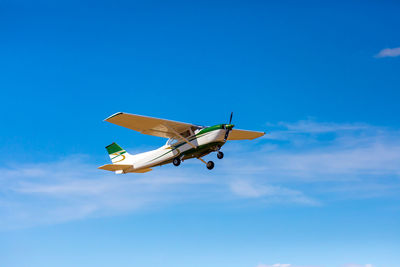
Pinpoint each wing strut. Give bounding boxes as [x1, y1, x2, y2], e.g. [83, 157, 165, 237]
[163, 124, 197, 149]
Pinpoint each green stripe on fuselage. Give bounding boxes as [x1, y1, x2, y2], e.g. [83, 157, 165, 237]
[196, 124, 224, 136]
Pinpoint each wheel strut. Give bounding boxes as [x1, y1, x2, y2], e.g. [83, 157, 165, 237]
[197, 157, 215, 170]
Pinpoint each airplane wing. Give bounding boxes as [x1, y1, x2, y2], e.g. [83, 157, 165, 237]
[104, 112, 200, 139]
[227, 129, 265, 140]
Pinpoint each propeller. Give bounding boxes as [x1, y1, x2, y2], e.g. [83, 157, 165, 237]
[224, 112, 234, 141]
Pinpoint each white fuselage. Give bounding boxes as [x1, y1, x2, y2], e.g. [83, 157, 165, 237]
[123, 128, 226, 172]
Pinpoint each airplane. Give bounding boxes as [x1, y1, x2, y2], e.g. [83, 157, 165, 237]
[98, 112, 265, 174]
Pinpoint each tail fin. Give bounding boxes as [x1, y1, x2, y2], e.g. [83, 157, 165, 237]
[106, 142, 130, 164]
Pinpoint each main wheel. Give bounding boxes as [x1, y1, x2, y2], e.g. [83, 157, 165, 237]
[217, 151, 224, 159]
[206, 161, 214, 170]
[173, 157, 181, 166]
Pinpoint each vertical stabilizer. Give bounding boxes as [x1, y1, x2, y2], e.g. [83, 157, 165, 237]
[106, 142, 130, 164]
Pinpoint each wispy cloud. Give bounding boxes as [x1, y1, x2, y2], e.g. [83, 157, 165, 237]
[1, 120, 400, 228]
[0, 159, 212, 228]
[375, 46, 400, 58]
[342, 264, 373, 267]
[220, 120, 400, 202]
[0, 155, 313, 229]
[276, 120, 369, 133]
[256, 264, 320, 267]
[234, 120, 400, 180]
[229, 180, 319, 205]
[256, 264, 372, 267]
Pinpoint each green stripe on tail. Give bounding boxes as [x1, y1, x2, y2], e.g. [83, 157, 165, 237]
[106, 142, 125, 154]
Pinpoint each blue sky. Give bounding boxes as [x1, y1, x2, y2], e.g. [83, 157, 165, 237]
[1, 1, 400, 266]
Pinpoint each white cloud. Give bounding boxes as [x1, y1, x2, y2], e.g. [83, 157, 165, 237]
[219, 120, 400, 202]
[256, 264, 321, 267]
[229, 180, 319, 205]
[257, 264, 372, 267]
[231, 120, 400, 180]
[375, 46, 400, 58]
[342, 264, 373, 267]
[0, 155, 316, 228]
[277, 120, 369, 134]
[0, 158, 215, 228]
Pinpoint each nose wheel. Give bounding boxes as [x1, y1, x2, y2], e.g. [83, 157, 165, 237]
[217, 151, 224, 159]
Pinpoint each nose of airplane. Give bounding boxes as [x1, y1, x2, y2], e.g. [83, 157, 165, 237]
[225, 124, 234, 130]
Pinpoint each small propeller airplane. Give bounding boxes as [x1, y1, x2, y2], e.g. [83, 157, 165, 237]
[98, 112, 265, 174]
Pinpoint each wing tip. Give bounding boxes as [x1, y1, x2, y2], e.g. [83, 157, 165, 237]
[249, 131, 266, 140]
[104, 112, 124, 121]
[257, 131, 266, 139]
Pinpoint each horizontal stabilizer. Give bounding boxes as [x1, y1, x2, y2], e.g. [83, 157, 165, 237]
[98, 164, 132, 172]
[132, 168, 153, 173]
[98, 164, 152, 174]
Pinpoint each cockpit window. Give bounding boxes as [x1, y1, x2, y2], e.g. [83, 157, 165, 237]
[192, 126, 203, 135]
[167, 126, 204, 146]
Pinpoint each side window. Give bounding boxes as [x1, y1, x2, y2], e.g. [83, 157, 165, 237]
[167, 138, 178, 145]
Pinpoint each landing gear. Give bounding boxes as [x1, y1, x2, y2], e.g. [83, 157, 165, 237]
[173, 157, 181, 166]
[217, 151, 224, 159]
[206, 161, 214, 170]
